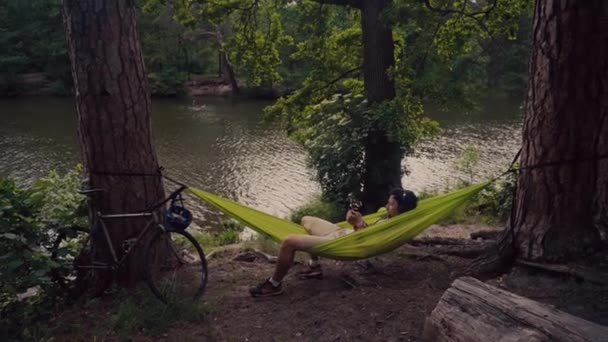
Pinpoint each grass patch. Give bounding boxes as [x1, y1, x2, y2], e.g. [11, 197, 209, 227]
[44, 287, 211, 341]
[189, 219, 246, 253]
[109, 289, 210, 340]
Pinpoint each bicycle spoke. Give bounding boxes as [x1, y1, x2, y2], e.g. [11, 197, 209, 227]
[145, 230, 208, 304]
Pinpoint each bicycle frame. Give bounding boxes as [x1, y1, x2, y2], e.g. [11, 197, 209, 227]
[76, 185, 187, 272]
[78, 211, 166, 270]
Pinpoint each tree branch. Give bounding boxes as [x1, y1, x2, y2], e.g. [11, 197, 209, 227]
[423, 0, 498, 31]
[322, 66, 362, 92]
[310, 0, 362, 10]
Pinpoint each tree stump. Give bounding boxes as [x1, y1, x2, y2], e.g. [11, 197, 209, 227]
[423, 276, 608, 342]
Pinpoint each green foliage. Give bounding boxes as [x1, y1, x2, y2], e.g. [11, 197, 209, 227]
[475, 172, 516, 224]
[0, 0, 71, 94]
[191, 219, 244, 251]
[109, 288, 209, 340]
[0, 0, 221, 97]
[436, 174, 516, 225]
[217, 219, 243, 245]
[391, 0, 532, 111]
[139, 1, 216, 96]
[37, 287, 210, 340]
[0, 167, 86, 340]
[148, 0, 291, 91]
[229, 2, 290, 87]
[147, 69, 187, 97]
[290, 196, 344, 224]
[454, 144, 480, 184]
[273, 88, 439, 206]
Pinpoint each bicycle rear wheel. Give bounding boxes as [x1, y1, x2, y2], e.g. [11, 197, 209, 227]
[144, 229, 208, 304]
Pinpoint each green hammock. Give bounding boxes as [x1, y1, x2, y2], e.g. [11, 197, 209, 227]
[189, 181, 490, 261]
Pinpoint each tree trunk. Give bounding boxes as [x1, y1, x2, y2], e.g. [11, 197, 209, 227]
[63, 0, 165, 286]
[512, 0, 608, 262]
[216, 24, 240, 95]
[220, 52, 239, 95]
[360, 0, 402, 213]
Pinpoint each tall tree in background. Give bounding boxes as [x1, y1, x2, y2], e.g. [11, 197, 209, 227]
[316, 0, 401, 212]
[63, 0, 164, 285]
[511, 0, 607, 261]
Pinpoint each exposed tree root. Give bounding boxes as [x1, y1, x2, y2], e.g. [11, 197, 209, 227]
[411, 237, 485, 246]
[515, 260, 608, 286]
[459, 230, 516, 280]
[409, 237, 492, 259]
[470, 229, 504, 241]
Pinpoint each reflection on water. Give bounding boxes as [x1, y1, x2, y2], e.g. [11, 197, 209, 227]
[406, 98, 523, 191]
[0, 96, 522, 227]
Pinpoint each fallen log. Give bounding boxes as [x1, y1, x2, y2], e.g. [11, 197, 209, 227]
[423, 276, 608, 342]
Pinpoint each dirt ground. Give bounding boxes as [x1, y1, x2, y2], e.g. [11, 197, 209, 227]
[51, 224, 608, 341]
[160, 224, 607, 341]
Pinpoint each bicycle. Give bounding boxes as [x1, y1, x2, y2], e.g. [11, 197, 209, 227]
[57, 185, 208, 304]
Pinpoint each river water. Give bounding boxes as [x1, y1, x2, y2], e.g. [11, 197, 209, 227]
[0, 96, 522, 225]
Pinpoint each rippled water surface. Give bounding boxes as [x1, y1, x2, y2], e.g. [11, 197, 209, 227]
[0, 96, 522, 223]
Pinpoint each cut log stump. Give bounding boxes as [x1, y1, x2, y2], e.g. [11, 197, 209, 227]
[423, 276, 608, 342]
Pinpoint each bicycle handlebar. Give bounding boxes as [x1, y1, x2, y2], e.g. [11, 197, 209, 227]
[147, 185, 188, 211]
[167, 185, 187, 201]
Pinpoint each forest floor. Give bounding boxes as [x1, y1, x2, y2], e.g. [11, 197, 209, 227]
[49, 224, 608, 341]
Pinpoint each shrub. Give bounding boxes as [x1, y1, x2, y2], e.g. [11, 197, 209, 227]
[0, 167, 86, 340]
[454, 144, 480, 185]
[289, 196, 343, 224]
[217, 219, 244, 245]
[435, 174, 516, 226]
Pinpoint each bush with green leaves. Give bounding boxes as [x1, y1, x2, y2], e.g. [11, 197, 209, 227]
[436, 174, 516, 226]
[454, 144, 481, 185]
[217, 219, 244, 245]
[290, 196, 343, 224]
[0, 167, 86, 340]
[283, 91, 439, 207]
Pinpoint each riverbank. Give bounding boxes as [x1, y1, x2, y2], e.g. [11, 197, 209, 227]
[0, 73, 271, 98]
[45, 224, 608, 341]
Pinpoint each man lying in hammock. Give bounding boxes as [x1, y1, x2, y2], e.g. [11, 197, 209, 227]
[249, 188, 418, 297]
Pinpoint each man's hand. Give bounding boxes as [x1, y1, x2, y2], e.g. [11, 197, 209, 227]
[346, 209, 366, 230]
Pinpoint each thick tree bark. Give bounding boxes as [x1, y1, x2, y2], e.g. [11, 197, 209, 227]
[359, 0, 402, 213]
[512, 0, 608, 261]
[63, 0, 165, 285]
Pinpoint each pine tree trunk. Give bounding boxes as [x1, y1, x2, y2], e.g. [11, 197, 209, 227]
[513, 0, 608, 261]
[360, 0, 402, 212]
[63, 0, 165, 285]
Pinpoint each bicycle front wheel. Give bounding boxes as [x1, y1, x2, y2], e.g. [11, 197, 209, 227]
[144, 229, 208, 304]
